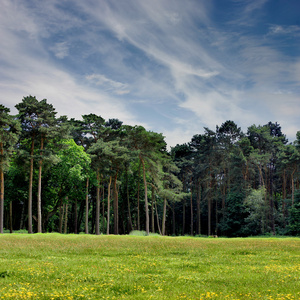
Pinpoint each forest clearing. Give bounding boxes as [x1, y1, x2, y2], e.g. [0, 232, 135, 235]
[0, 233, 299, 299]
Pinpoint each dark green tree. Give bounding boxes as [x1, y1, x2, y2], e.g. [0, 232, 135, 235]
[126, 126, 167, 235]
[16, 96, 68, 233]
[171, 143, 193, 235]
[0, 105, 21, 233]
[81, 114, 106, 235]
[15, 96, 40, 233]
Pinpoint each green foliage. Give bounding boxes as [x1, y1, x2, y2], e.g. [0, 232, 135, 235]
[244, 187, 268, 235]
[0, 105, 21, 172]
[3, 97, 300, 237]
[218, 192, 246, 237]
[287, 191, 300, 236]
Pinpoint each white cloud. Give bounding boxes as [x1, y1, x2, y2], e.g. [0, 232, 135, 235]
[0, 65, 137, 125]
[269, 25, 300, 36]
[0, 2, 138, 125]
[86, 74, 130, 95]
[0, 0, 299, 147]
[50, 42, 69, 59]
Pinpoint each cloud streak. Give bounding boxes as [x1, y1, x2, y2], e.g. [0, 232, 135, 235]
[0, 0, 299, 146]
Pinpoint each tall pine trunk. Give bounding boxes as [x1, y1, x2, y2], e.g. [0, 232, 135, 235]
[282, 169, 287, 221]
[107, 176, 112, 235]
[0, 152, 4, 233]
[37, 136, 44, 233]
[162, 198, 167, 236]
[20, 201, 25, 230]
[95, 170, 101, 235]
[208, 197, 211, 236]
[141, 157, 149, 235]
[113, 171, 119, 235]
[208, 179, 212, 236]
[137, 162, 141, 231]
[155, 199, 162, 235]
[126, 168, 133, 232]
[102, 185, 105, 235]
[58, 199, 64, 233]
[190, 182, 193, 236]
[64, 199, 68, 234]
[182, 199, 186, 235]
[9, 201, 13, 233]
[74, 199, 78, 234]
[151, 186, 155, 233]
[172, 204, 176, 235]
[291, 168, 296, 207]
[28, 139, 34, 233]
[197, 182, 201, 235]
[85, 177, 89, 234]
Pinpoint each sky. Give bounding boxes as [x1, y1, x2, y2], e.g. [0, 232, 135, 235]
[1, 0, 300, 147]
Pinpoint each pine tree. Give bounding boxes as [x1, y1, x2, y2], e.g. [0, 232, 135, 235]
[0, 105, 21, 233]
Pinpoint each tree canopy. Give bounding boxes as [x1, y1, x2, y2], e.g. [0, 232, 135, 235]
[1, 97, 300, 237]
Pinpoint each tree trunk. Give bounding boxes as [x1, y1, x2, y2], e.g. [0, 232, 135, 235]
[296, 166, 299, 190]
[64, 199, 68, 234]
[222, 168, 226, 210]
[20, 200, 25, 230]
[282, 169, 287, 221]
[162, 198, 167, 236]
[37, 136, 44, 233]
[215, 197, 218, 236]
[291, 168, 296, 207]
[58, 199, 64, 234]
[151, 186, 155, 233]
[95, 170, 101, 235]
[74, 199, 78, 234]
[137, 162, 141, 231]
[107, 176, 112, 235]
[190, 183, 193, 236]
[102, 184, 105, 235]
[77, 200, 85, 234]
[155, 199, 162, 235]
[257, 164, 265, 187]
[91, 197, 95, 234]
[269, 165, 275, 235]
[113, 171, 119, 235]
[9, 201, 13, 233]
[197, 182, 201, 235]
[85, 177, 89, 234]
[208, 179, 212, 236]
[0, 167, 4, 234]
[182, 199, 186, 235]
[141, 157, 149, 235]
[126, 168, 133, 232]
[28, 139, 34, 233]
[208, 197, 211, 236]
[172, 203, 176, 235]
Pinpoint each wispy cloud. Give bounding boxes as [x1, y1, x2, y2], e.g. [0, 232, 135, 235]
[86, 74, 130, 95]
[50, 42, 69, 59]
[269, 25, 300, 36]
[0, 0, 299, 145]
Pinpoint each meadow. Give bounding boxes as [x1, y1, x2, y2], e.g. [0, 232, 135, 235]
[0, 234, 299, 299]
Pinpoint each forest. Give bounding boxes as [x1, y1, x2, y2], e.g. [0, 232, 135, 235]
[1, 95, 300, 237]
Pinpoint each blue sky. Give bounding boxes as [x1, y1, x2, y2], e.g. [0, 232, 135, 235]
[1, 0, 299, 147]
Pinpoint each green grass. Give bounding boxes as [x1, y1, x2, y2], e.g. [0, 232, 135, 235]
[0, 234, 299, 299]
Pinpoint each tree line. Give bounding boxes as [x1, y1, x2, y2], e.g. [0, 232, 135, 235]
[1, 96, 300, 236]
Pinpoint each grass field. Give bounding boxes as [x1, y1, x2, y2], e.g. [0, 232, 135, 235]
[0, 234, 299, 299]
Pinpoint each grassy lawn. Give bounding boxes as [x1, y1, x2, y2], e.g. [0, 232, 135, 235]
[0, 234, 299, 299]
